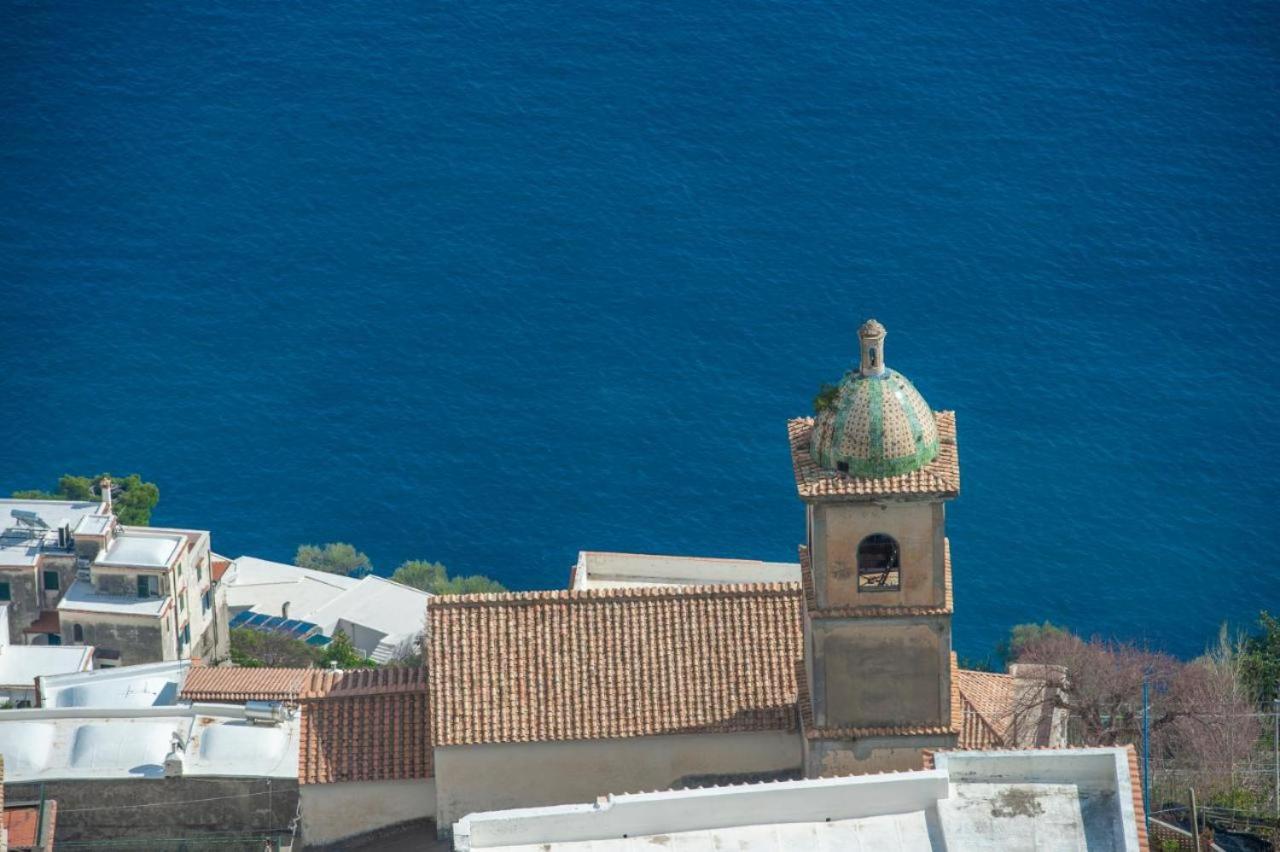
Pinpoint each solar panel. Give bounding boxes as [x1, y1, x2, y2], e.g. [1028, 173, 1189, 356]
[305, 635, 332, 647]
[229, 611, 255, 628]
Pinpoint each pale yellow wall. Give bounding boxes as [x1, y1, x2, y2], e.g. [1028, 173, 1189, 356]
[812, 618, 950, 728]
[434, 730, 801, 833]
[811, 501, 944, 608]
[299, 779, 435, 846]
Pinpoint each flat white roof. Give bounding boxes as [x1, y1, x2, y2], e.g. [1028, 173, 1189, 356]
[96, 531, 184, 568]
[0, 499, 103, 567]
[574, 551, 801, 589]
[0, 644, 94, 688]
[57, 579, 168, 617]
[306, 575, 431, 648]
[225, 557, 429, 657]
[453, 749, 1142, 852]
[224, 556, 359, 619]
[73, 514, 113, 536]
[39, 659, 191, 709]
[0, 499, 104, 532]
[0, 704, 300, 782]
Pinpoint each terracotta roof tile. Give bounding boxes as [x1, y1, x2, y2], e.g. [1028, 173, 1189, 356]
[211, 559, 231, 582]
[427, 584, 804, 747]
[804, 722, 957, 740]
[181, 664, 429, 703]
[788, 412, 960, 500]
[1126, 743, 1150, 851]
[180, 667, 312, 702]
[299, 669, 431, 785]
[956, 668, 1016, 749]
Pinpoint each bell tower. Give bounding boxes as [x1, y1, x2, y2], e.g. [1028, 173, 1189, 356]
[790, 320, 961, 776]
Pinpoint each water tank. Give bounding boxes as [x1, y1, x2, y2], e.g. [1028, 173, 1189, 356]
[244, 700, 288, 726]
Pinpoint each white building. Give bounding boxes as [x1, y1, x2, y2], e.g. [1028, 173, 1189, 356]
[0, 605, 93, 707]
[569, 551, 800, 589]
[0, 492, 228, 666]
[57, 524, 226, 665]
[452, 747, 1149, 852]
[223, 556, 431, 662]
[37, 659, 191, 709]
[0, 702, 302, 846]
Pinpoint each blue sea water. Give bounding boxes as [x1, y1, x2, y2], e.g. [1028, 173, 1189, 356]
[2, 0, 1278, 660]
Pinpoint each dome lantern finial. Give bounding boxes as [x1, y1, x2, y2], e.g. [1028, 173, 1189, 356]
[858, 319, 887, 377]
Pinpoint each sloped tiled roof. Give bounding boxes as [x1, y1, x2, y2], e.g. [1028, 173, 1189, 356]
[956, 669, 1015, 749]
[211, 559, 232, 582]
[427, 584, 805, 747]
[180, 667, 313, 702]
[788, 412, 960, 500]
[181, 664, 427, 703]
[182, 666, 433, 784]
[299, 668, 431, 785]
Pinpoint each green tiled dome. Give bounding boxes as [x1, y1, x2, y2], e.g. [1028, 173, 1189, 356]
[810, 320, 939, 477]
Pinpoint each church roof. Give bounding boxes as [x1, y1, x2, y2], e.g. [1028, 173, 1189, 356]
[426, 584, 804, 747]
[789, 412, 960, 501]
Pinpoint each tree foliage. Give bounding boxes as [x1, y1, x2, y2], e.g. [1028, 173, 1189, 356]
[230, 627, 320, 668]
[1239, 610, 1280, 703]
[230, 627, 370, 669]
[1011, 625, 1262, 807]
[295, 542, 372, 577]
[390, 559, 505, 595]
[995, 620, 1067, 668]
[320, 629, 368, 669]
[12, 473, 160, 525]
[813, 382, 840, 415]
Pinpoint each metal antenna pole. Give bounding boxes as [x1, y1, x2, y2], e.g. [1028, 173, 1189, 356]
[1273, 690, 1278, 820]
[1142, 677, 1151, 833]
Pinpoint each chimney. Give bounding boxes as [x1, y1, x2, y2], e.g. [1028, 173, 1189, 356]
[281, 601, 290, 620]
[164, 733, 186, 778]
[100, 477, 113, 515]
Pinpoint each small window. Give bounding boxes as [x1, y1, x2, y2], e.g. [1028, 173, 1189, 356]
[137, 575, 158, 598]
[857, 533, 901, 591]
[197, 559, 204, 581]
[43, 570, 60, 591]
[869, 346, 878, 367]
[836, 461, 850, 473]
[73, 624, 84, 643]
[201, 591, 211, 614]
[47, 634, 62, 646]
[178, 594, 185, 612]
[0, 582, 10, 601]
[181, 624, 191, 647]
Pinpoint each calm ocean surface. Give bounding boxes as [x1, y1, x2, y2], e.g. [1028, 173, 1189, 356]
[2, 1, 1278, 660]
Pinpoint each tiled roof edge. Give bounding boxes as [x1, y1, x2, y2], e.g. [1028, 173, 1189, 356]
[426, 581, 804, 609]
[804, 723, 958, 740]
[435, 712, 801, 748]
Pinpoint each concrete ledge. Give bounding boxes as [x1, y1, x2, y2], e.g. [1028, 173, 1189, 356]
[454, 771, 949, 849]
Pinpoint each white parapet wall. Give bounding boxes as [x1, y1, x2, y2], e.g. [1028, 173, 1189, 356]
[452, 747, 1144, 852]
[454, 771, 950, 850]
